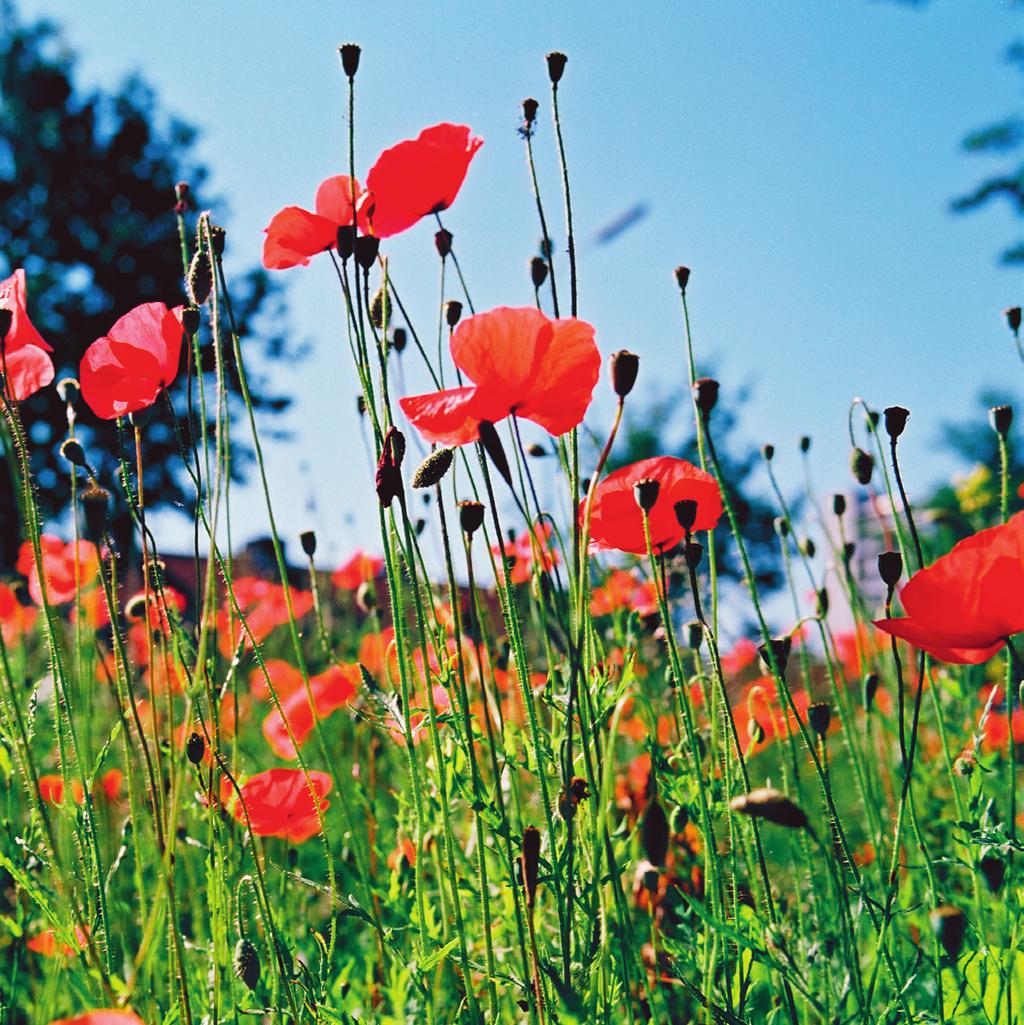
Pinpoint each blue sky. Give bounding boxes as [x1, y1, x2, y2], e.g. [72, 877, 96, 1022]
[19, 0, 1024, 568]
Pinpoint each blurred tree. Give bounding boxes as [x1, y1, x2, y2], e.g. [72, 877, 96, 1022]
[0, 2, 292, 570]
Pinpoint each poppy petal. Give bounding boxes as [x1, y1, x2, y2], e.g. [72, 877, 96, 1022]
[4, 344, 54, 400]
[0, 269, 52, 352]
[263, 206, 339, 269]
[400, 386, 485, 446]
[314, 175, 362, 225]
[450, 306, 550, 396]
[873, 617, 1005, 665]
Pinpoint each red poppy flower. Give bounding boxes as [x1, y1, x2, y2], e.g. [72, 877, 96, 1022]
[80, 302, 185, 419]
[17, 536, 100, 607]
[401, 306, 600, 446]
[0, 581, 37, 644]
[233, 767, 332, 844]
[48, 1012, 145, 1025]
[332, 550, 384, 591]
[874, 512, 1024, 664]
[583, 456, 723, 555]
[263, 664, 359, 759]
[0, 269, 54, 400]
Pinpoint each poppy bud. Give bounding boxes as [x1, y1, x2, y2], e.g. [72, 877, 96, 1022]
[527, 443, 547, 457]
[816, 587, 829, 617]
[674, 266, 691, 294]
[412, 447, 454, 489]
[674, 499, 698, 532]
[808, 702, 831, 736]
[354, 235, 380, 271]
[762, 443, 775, 461]
[832, 493, 846, 517]
[356, 580, 376, 614]
[611, 349, 639, 398]
[693, 377, 719, 418]
[389, 326, 407, 354]
[60, 438, 88, 470]
[850, 447, 874, 485]
[81, 484, 110, 545]
[356, 395, 366, 417]
[729, 788, 809, 830]
[1005, 306, 1022, 334]
[375, 427, 405, 508]
[863, 673, 879, 712]
[877, 551, 903, 589]
[844, 540, 856, 565]
[478, 421, 513, 488]
[521, 825, 541, 908]
[530, 256, 548, 289]
[124, 593, 148, 622]
[990, 404, 1013, 437]
[370, 285, 391, 330]
[758, 636, 791, 677]
[187, 249, 213, 306]
[233, 936, 261, 991]
[56, 377, 79, 404]
[339, 43, 361, 79]
[642, 800, 670, 867]
[182, 305, 201, 337]
[186, 732, 205, 765]
[747, 719, 766, 745]
[460, 500, 485, 537]
[687, 621, 703, 650]
[414, 517, 426, 536]
[444, 300, 463, 328]
[174, 180, 192, 210]
[930, 906, 966, 960]
[546, 51, 568, 84]
[522, 97, 539, 128]
[883, 406, 910, 440]
[801, 537, 816, 559]
[633, 477, 660, 513]
[980, 853, 1006, 893]
[434, 229, 453, 259]
[336, 226, 356, 262]
[774, 515, 790, 538]
[300, 530, 317, 558]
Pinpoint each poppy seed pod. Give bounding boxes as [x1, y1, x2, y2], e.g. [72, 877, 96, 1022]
[800, 435, 811, 453]
[186, 732, 205, 765]
[207, 224, 226, 258]
[336, 226, 356, 262]
[1005, 306, 1022, 334]
[411, 447, 454, 489]
[990, 404, 1013, 437]
[687, 621, 703, 650]
[391, 326, 407, 353]
[685, 541, 704, 570]
[877, 550, 903, 589]
[642, 800, 670, 867]
[477, 420, 513, 488]
[633, 477, 661, 513]
[522, 97, 539, 128]
[354, 235, 380, 271]
[832, 493, 846, 517]
[883, 406, 910, 440]
[339, 43, 361, 79]
[758, 636, 792, 677]
[930, 906, 966, 961]
[980, 852, 1007, 893]
[674, 265, 691, 294]
[693, 377, 719, 418]
[434, 228, 453, 259]
[530, 255, 548, 289]
[850, 447, 874, 486]
[863, 672, 879, 712]
[178, 305, 200, 338]
[611, 349, 639, 398]
[299, 530, 317, 558]
[59, 438, 88, 470]
[729, 788, 810, 830]
[233, 936, 261, 991]
[521, 826, 541, 908]
[81, 484, 110, 545]
[546, 51, 568, 84]
[444, 300, 463, 328]
[762, 443, 775, 461]
[674, 498, 698, 531]
[808, 702, 832, 736]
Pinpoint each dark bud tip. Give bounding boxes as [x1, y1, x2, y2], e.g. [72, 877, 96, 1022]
[336, 225, 356, 262]
[844, 540, 857, 564]
[522, 97, 539, 128]
[527, 443, 547, 458]
[801, 537, 816, 559]
[758, 636, 792, 677]
[339, 43, 361, 79]
[990, 404, 1014, 437]
[392, 326, 407, 353]
[546, 51, 568, 84]
[693, 377, 719, 418]
[686, 621, 703, 650]
[81, 484, 111, 545]
[354, 235, 380, 271]
[633, 477, 661, 513]
[674, 265, 691, 293]
[60, 438, 88, 470]
[233, 936, 261, 991]
[434, 228, 453, 259]
[356, 394, 367, 417]
[877, 550, 903, 589]
[611, 349, 640, 398]
[832, 493, 846, 517]
[299, 530, 317, 558]
[883, 405, 910, 440]
[459, 500, 485, 537]
[411, 447, 454, 489]
[799, 435, 811, 453]
[863, 672, 880, 712]
[850, 447, 874, 486]
[674, 499, 698, 531]
[729, 787, 809, 830]
[1005, 306, 1022, 334]
[186, 731, 205, 765]
[685, 541, 704, 570]
[642, 800, 670, 867]
[816, 587, 829, 618]
[808, 702, 832, 736]
[530, 255, 549, 289]
[761, 443, 775, 461]
[774, 515, 790, 538]
[444, 299, 463, 329]
[930, 906, 966, 961]
[477, 421, 513, 488]
[521, 826, 541, 907]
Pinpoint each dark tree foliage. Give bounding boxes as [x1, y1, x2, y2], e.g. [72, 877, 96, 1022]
[0, 3, 292, 569]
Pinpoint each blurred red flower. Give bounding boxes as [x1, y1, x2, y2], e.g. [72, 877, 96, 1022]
[0, 268, 54, 400]
[217, 577, 313, 656]
[0, 581, 37, 644]
[721, 637, 758, 676]
[263, 663, 359, 759]
[39, 774, 84, 806]
[401, 306, 600, 445]
[590, 569, 658, 618]
[17, 536, 100, 607]
[80, 302, 185, 419]
[332, 550, 384, 591]
[48, 1013, 145, 1025]
[875, 512, 1024, 664]
[250, 658, 306, 701]
[27, 924, 89, 958]
[233, 767, 332, 844]
[492, 523, 559, 585]
[584, 456, 723, 555]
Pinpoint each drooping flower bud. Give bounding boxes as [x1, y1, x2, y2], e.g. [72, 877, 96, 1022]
[674, 499, 698, 532]
[354, 235, 380, 271]
[610, 350, 639, 398]
[633, 477, 660, 513]
[747, 719, 766, 745]
[1005, 306, 1022, 334]
[883, 406, 910, 440]
[693, 377, 719, 418]
[56, 377, 79, 404]
[459, 500, 485, 537]
[233, 936, 261, 991]
[642, 800, 670, 867]
[930, 906, 966, 960]
[375, 427, 405, 508]
[444, 300, 463, 328]
[477, 421, 513, 488]
[808, 702, 832, 736]
[850, 447, 874, 486]
[863, 672, 879, 712]
[546, 51, 568, 84]
[530, 256, 548, 289]
[980, 852, 1007, 893]
[990, 404, 1014, 437]
[299, 530, 317, 558]
[878, 551, 903, 589]
[758, 636, 792, 677]
[186, 732, 205, 765]
[674, 266, 691, 294]
[81, 484, 110, 545]
[339, 43, 361, 79]
[521, 826, 541, 908]
[729, 788, 809, 830]
[411, 447, 454, 489]
[774, 516, 790, 538]
[60, 438, 88, 470]
[434, 229, 453, 259]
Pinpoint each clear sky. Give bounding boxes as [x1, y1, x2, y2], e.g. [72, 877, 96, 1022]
[18, 0, 1024, 569]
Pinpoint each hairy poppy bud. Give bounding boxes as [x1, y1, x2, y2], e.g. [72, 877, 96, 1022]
[187, 249, 213, 306]
[774, 515, 790, 538]
[808, 702, 831, 736]
[762, 443, 775, 461]
[633, 477, 660, 513]
[747, 719, 766, 745]
[527, 443, 547, 457]
[730, 788, 809, 830]
[850, 447, 874, 486]
[81, 484, 110, 545]
[522, 97, 539, 128]
[375, 427, 405, 508]
[685, 541, 704, 570]
[412, 447, 454, 489]
[444, 300, 463, 328]
[687, 621, 703, 650]
[370, 285, 391, 330]
[521, 826, 541, 908]
[930, 906, 966, 960]
[60, 438, 88, 470]
[392, 326, 407, 353]
[530, 256, 548, 289]
[878, 551, 903, 589]
[611, 349, 639, 398]
[300, 530, 317, 558]
[354, 235, 380, 271]
[642, 800, 670, 867]
[883, 406, 910, 440]
[182, 305, 201, 337]
[758, 636, 791, 677]
[980, 853, 1006, 893]
[800, 435, 811, 453]
[990, 404, 1013, 436]
[458, 500, 485, 537]
[816, 587, 829, 617]
[674, 265, 691, 294]
[674, 499, 698, 532]
[1005, 306, 1022, 334]
[336, 226, 356, 262]
[233, 936, 261, 991]
[546, 51, 568, 84]
[693, 377, 719, 418]
[339, 43, 361, 79]
[478, 421, 513, 488]
[186, 732, 205, 765]
[863, 672, 879, 712]
[434, 229, 453, 259]
[124, 593, 148, 622]
[832, 493, 846, 517]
